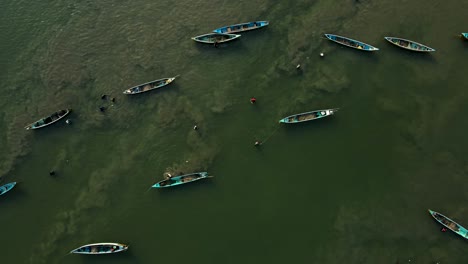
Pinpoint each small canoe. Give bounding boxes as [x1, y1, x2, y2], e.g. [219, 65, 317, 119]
[152, 172, 212, 188]
[191, 33, 240, 44]
[324, 34, 379, 51]
[25, 109, 71, 130]
[384, 37, 435, 52]
[213, 21, 269, 34]
[462, 33, 468, 40]
[428, 209, 468, 239]
[70, 242, 128, 255]
[0, 182, 16, 196]
[123, 76, 178, 95]
[279, 108, 339, 124]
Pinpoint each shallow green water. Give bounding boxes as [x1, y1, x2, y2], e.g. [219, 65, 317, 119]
[1, 0, 468, 263]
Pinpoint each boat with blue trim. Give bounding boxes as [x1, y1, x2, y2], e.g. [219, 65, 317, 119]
[324, 34, 379, 51]
[0, 182, 16, 196]
[152, 172, 212, 188]
[279, 108, 338, 124]
[428, 209, 468, 239]
[213, 21, 269, 34]
[462, 33, 468, 40]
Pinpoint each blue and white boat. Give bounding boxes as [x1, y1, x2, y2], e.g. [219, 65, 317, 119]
[428, 209, 468, 240]
[462, 33, 468, 40]
[213, 21, 269, 34]
[152, 172, 212, 188]
[279, 109, 338, 124]
[0, 182, 16, 196]
[324, 34, 379, 51]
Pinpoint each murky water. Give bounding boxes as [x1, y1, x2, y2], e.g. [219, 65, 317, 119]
[1, 0, 468, 263]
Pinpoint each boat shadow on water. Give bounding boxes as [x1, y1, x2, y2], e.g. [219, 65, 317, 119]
[0, 184, 27, 204]
[73, 248, 137, 261]
[280, 116, 339, 134]
[123, 83, 181, 102]
[193, 39, 246, 54]
[326, 46, 380, 63]
[385, 46, 438, 64]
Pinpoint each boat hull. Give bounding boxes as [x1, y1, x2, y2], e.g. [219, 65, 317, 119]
[152, 172, 211, 188]
[213, 21, 269, 34]
[25, 109, 71, 130]
[279, 109, 339, 124]
[191, 33, 240, 44]
[0, 182, 16, 196]
[123, 76, 177, 94]
[324, 34, 378, 51]
[384, 37, 435, 52]
[70, 242, 128, 255]
[428, 209, 468, 239]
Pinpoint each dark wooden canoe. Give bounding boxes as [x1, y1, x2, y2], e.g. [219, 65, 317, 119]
[213, 21, 269, 34]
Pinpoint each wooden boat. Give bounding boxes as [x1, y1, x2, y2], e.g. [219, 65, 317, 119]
[213, 21, 269, 34]
[191, 33, 240, 44]
[428, 209, 468, 239]
[25, 109, 71, 130]
[70, 242, 128, 255]
[123, 76, 178, 95]
[384, 37, 435, 52]
[279, 108, 339, 124]
[0, 182, 16, 196]
[152, 172, 212, 188]
[324, 34, 379, 51]
[462, 33, 468, 40]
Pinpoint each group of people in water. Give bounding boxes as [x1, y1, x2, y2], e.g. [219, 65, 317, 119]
[99, 94, 115, 112]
